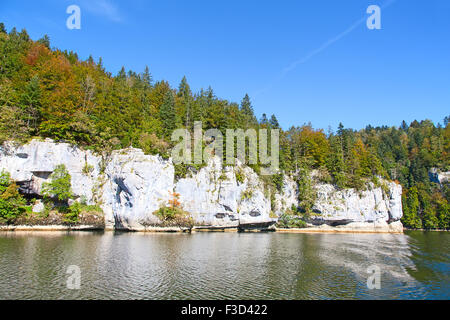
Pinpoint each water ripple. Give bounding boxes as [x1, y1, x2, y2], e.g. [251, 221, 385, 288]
[0, 231, 448, 299]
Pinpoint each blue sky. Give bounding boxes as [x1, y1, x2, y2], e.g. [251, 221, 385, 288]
[1, 0, 449, 131]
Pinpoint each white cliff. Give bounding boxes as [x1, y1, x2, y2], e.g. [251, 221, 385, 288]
[273, 175, 402, 223]
[312, 181, 403, 223]
[101, 147, 175, 229]
[0, 139, 403, 231]
[175, 157, 272, 228]
[0, 139, 101, 203]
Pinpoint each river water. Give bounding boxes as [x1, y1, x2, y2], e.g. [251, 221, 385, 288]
[0, 231, 448, 299]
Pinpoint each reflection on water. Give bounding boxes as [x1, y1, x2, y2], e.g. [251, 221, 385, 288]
[0, 231, 448, 299]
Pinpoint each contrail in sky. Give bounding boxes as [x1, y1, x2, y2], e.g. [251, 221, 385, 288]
[253, 0, 398, 97]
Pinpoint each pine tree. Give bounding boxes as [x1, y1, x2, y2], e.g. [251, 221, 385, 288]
[178, 76, 192, 129]
[326, 135, 346, 188]
[0, 23, 6, 34]
[260, 113, 268, 125]
[97, 57, 104, 72]
[178, 76, 191, 98]
[117, 66, 127, 81]
[159, 91, 176, 138]
[141, 66, 152, 87]
[400, 120, 408, 131]
[37, 34, 50, 48]
[240, 94, 257, 127]
[20, 75, 41, 133]
[269, 114, 280, 128]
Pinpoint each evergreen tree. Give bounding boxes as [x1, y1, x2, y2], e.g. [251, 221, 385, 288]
[178, 76, 192, 129]
[37, 34, 50, 48]
[402, 187, 422, 229]
[117, 66, 127, 81]
[269, 114, 280, 128]
[141, 66, 152, 87]
[20, 75, 41, 132]
[400, 120, 408, 131]
[159, 91, 176, 138]
[260, 113, 268, 126]
[326, 135, 346, 188]
[240, 94, 257, 127]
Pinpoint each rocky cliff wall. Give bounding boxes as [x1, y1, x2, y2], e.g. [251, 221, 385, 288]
[0, 139, 403, 231]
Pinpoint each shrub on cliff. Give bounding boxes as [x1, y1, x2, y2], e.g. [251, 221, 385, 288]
[42, 164, 73, 204]
[277, 213, 307, 228]
[0, 171, 26, 224]
[153, 192, 193, 228]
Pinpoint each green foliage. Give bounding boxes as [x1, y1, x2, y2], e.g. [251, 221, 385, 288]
[82, 162, 94, 175]
[240, 94, 257, 128]
[0, 198, 22, 224]
[152, 206, 194, 228]
[42, 164, 73, 202]
[154, 206, 187, 221]
[0, 170, 10, 193]
[235, 168, 245, 184]
[401, 187, 422, 229]
[241, 189, 253, 201]
[56, 202, 102, 224]
[277, 213, 307, 228]
[436, 196, 449, 229]
[160, 91, 176, 138]
[138, 132, 169, 157]
[295, 166, 317, 214]
[272, 173, 284, 192]
[218, 171, 227, 181]
[0, 171, 26, 224]
[173, 163, 206, 180]
[62, 202, 81, 224]
[153, 192, 193, 228]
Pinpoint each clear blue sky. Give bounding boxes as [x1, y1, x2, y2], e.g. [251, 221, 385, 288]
[1, 0, 449, 131]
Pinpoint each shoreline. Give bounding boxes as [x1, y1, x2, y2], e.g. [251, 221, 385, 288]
[1, 222, 447, 234]
[275, 227, 403, 234]
[0, 225, 103, 232]
[0, 224, 408, 234]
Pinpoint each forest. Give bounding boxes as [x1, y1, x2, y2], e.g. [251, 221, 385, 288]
[0, 24, 448, 229]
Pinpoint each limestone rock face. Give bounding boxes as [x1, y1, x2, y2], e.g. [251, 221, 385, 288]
[273, 175, 298, 215]
[175, 157, 272, 227]
[312, 181, 402, 223]
[100, 148, 175, 229]
[388, 182, 403, 221]
[271, 175, 402, 224]
[0, 139, 100, 204]
[0, 139, 403, 231]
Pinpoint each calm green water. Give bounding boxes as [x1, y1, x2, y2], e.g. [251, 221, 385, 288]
[0, 231, 448, 299]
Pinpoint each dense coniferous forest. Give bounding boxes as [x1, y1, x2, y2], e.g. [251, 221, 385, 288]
[0, 25, 448, 229]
